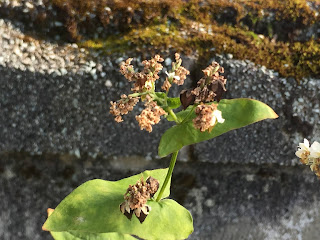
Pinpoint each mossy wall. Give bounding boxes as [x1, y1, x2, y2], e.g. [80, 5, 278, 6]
[2, 0, 319, 80]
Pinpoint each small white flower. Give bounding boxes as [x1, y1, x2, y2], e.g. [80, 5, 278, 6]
[295, 138, 310, 158]
[144, 80, 153, 89]
[209, 109, 225, 126]
[165, 71, 180, 81]
[310, 141, 320, 159]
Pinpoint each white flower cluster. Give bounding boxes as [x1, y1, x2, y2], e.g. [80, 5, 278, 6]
[295, 138, 320, 178]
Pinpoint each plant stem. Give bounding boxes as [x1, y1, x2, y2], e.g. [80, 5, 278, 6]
[168, 108, 180, 123]
[156, 150, 179, 202]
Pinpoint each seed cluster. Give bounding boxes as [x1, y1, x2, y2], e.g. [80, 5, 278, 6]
[136, 101, 167, 133]
[109, 94, 139, 122]
[110, 54, 227, 134]
[120, 55, 164, 93]
[161, 53, 190, 91]
[180, 61, 226, 109]
[120, 176, 160, 223]
[193, 103, 225, 132]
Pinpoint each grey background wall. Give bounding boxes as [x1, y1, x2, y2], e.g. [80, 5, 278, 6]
[1, 6, 320, 240]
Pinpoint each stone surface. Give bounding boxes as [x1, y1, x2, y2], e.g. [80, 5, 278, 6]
[0, 64, 171, 159]
[1, 8, 320, 240]
[1, 153, 320, 240]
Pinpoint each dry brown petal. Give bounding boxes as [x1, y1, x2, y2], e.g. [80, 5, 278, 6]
[161, 79, 172, 92]
[136, 101, 166, 132]
[180, 89, 196, 109]
[110, 96, 139, 122]
[193, 103, 218, 132]
[120, 176, 159, 223]
[146, 176, 160, 197]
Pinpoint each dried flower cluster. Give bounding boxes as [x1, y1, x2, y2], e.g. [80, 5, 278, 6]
[111, 55, 167, 130]
[110, 94, 139, 122]
[120, 176, 160, 223]
[180, 61, 227, 109]
[162, 53, 190, 91]
[193, 103, 225, 132]
[111, 54, 191, 132]
[111, 54, 226, 134]
[296, 139, 320, 178]
[120, 55, 164, 93]
[136, 101, 167, 132]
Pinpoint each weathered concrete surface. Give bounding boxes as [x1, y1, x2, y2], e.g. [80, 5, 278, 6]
[1, 15, 320, 240]
[1, 56, 319, 165]
[0, 64, 171, 158]
[1, 153, 320, 240]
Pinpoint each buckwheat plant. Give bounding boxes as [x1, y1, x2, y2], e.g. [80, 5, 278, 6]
[296, 139, 320, 178]
[43, 54, 278, 240]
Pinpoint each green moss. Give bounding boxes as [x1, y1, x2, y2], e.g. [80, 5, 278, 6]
[64, 0, 320, 81]
[80, 20, 320, 81]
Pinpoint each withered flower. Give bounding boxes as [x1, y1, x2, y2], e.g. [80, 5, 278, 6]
[136, 101, 167, 133]
[120, 176, 160, 223]
[180, 89, 196, 110]
[161, 79, 172, 92]
[119, 58, 135, 81]
[193, 103, 225, 132]
[120, 55, 164, 93]
[180, 61, 227, 109]
[110, 94, 139, 122]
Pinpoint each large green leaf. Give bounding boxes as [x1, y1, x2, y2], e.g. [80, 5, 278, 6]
[43, 169, 193, 240]
[158, 98, 278, 157]
[50, 230, 136, 240]
[46, 208, 136, 240]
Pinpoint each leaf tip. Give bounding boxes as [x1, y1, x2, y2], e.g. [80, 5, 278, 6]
[269, 109, 279, 119]
[42, 208, 54, 232]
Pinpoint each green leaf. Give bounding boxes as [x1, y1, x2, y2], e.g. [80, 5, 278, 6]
[167, 97, 181, 109]
[43, 169, 193, 240]
[158, 98, 278, 157]
[50, 231, 136, 240]
[154, 92, 181, 110]
[166, 105, 195, 122]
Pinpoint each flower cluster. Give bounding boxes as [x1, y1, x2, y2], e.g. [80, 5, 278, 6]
[296, 139, 320, 178]
[162, 53, 190, 92]
[180, 61, 226, 109]
[193, 103, 225, 132]
[110, 94, 139, 122]
[120, 176, 160, 223]
[136, 101, 167, 133]
[111, 55, 167, 130]
[111, 54, 191, 132]
[110, 54, 226, 134]
[120, 55, 164, 93]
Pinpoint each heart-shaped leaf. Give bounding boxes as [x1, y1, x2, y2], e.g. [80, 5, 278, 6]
[50, 230, 136, 240]
[158, 98, 278, 157]
[43, 169, 193, 240]
[46, 208, 136, 240]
